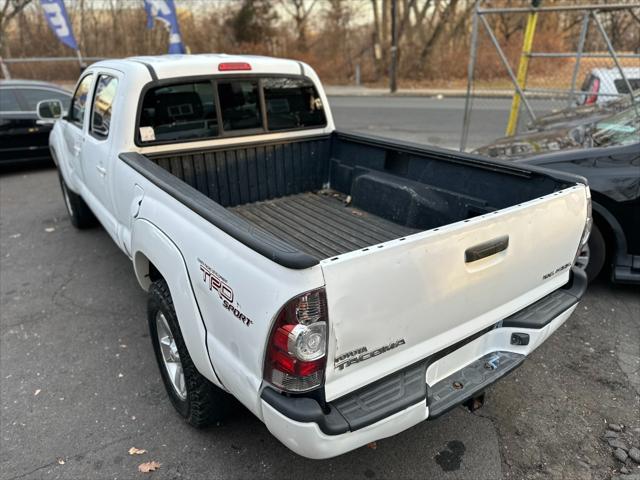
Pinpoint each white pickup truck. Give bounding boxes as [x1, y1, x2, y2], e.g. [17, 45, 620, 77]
[41, 54, 591, 459]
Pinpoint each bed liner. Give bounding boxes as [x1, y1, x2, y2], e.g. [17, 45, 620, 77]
[229, 190, 418, 260]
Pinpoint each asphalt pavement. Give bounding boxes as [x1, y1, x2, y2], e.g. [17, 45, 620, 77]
[328, 96, 557, 151]
[1, 97, 639, 480]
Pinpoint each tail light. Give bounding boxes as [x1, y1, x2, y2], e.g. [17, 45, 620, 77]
[584, 78, 600, 105]
[574, 187, 593, 264]
[264, 288, 328, 393]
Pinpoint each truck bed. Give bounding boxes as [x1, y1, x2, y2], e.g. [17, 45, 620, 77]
[139, 131, 576, 266]
[229, 190, 418, 259]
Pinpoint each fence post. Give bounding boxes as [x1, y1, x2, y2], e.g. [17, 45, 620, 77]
[460, 3, 479, 152]
[567, 13, 590, 107]
[505, 4, 539, 136]
[390, 0, 398, 93]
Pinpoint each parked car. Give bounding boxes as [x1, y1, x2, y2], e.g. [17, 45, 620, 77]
[528, 89, 638, 131]
[0, 80, 71, 167]
[578, 67, 640, 105]
[475, 107, 640, 284]
[41, 55, 590, 459]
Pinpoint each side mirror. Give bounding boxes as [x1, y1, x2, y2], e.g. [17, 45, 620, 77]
[36, 99, 64, 120]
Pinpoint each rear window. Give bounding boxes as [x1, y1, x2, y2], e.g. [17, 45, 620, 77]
[614, 78, 640, 95]
[137, 76, 326, 144]
[217, 80, 262, 132]
[264, 78, 326, 131]
[139, 81, 218, 143]
[0, 89, 20, 111]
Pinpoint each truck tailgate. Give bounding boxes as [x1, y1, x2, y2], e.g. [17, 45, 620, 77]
[321, 185, 588, 401]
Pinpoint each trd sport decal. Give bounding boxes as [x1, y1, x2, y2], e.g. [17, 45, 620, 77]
[198, 259, 253, 327]
[334, 339, 406, 371]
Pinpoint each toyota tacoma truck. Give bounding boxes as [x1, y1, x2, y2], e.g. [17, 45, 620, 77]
[41, 54, 591, 459]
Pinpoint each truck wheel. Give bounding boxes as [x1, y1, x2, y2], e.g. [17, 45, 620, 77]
[148, 279, 231, 427]
[58, 173, 97, 229]
[575, 223, 606, 283]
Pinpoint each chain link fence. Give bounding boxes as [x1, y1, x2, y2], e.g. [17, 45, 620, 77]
[460, 2, 640, 152]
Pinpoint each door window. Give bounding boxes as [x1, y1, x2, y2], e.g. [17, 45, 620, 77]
[90, 75, 119, 139]
[69, 75, 93, 128]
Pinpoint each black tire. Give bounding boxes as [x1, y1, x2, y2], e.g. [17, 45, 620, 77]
[58, 173, 97, 229]
[584, 223, 606, 282]
[148, 279, 231, 427]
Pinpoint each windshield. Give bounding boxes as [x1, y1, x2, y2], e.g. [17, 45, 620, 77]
[591, 107, 640, 147]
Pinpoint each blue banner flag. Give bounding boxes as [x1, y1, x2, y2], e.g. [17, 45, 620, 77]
[144, 0, 186, 54]
[40, 0, 78, 51]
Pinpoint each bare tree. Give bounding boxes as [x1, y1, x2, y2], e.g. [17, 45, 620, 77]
[0, 0, 33, 54]
[279, 0, 317, 52]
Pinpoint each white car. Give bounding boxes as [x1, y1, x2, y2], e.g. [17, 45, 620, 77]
[579, 67, 640, 105]
[40, 54, 591, 459]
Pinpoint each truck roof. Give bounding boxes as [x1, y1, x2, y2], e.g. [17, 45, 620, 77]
[94, 54, 306, 81]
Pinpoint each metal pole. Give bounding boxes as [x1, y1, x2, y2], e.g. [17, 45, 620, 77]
[479, 15, 537, 121]
[390, 0, 398, 93]
[528, 52, 640, 59]
[76, 50, 85, 70]
[567, 13, 590, 108]
[592, 11, 636, 106]
[460, 4, 479, 152]
[477, 3, 640, 14]
[0, 57, 11, 79]
[505, 5, 539, 136]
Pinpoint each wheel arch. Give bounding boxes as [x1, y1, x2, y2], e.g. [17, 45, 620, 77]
[133, 250, 163, 292]
[131, 218, 224, 389]
[591, 199, 627, 267]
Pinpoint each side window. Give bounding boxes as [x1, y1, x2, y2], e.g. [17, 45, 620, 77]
[17, 89, 71, 111]
[91, 75, 119, 139]
[0, 89, 21, 112]
[69, 75, 93, 128]
[217, 80, 262, 132]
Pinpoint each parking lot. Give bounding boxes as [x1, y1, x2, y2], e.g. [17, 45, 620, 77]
[1, 98, 639, 480]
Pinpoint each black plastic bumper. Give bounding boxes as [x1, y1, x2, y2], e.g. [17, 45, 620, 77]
[501, 267, 587, 329]
[261, 267, 587, 435]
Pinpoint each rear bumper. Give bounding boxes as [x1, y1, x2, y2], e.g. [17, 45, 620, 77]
[260, 268, 587, 459]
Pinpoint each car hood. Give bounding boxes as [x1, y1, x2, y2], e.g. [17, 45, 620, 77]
[473, 127, 585, 160]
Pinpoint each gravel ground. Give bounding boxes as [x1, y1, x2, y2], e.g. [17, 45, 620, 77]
[1, 165, 639, 480]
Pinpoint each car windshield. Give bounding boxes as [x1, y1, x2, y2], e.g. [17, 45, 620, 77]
[591, 107, 640, 147]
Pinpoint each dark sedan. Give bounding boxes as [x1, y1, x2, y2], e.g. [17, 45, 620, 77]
[0, 80, 71, 167]
[527, 89, 638, 132]
[475, 107, 640, 284]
